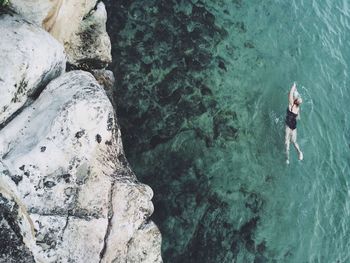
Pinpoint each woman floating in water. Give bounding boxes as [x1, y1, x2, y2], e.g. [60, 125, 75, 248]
[285, 82, 303, 164]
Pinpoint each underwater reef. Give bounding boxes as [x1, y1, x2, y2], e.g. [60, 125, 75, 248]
[105, 0, 276, 262]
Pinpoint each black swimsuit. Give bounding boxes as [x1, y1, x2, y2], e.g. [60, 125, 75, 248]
[285, 105, 297, 130]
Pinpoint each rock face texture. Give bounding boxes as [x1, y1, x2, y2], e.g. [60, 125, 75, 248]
[0, 5, 162, 263]
[0, 13, 65, 126]
[10, 0, 111, 69]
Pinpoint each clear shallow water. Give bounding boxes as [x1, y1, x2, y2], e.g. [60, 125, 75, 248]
[106, 0, 350, 261]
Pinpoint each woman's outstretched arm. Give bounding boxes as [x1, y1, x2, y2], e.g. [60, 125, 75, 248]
[288, 82, 297, 106]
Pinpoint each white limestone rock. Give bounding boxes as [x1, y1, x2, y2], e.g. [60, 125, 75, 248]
[10, 0, 112, 69]
[6, 0, 57, 26]
[0, 13, 66, 126]
[0, 71, 162, 262]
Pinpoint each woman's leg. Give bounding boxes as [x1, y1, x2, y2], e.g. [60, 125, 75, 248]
[291, 129, 303, 160]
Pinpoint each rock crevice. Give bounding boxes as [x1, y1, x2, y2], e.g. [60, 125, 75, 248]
[99, 180, 115, 262]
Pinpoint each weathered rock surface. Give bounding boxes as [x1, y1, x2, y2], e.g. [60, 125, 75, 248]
[0, 13, 65, 126]
[126, 221, 163, 263]
[10, 0, 111, 69]
[0, 168, 37, 263]
[0, 71, 162, 262]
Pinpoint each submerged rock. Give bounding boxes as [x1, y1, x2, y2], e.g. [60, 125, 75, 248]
[0, 13, 65, 126]
[10, 0, 111, 69]
[0, 71, 162, 262]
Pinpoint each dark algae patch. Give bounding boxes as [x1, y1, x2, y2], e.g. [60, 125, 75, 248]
[96, 134, 102, 143]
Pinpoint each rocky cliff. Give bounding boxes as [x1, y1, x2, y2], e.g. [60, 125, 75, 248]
[0, 2, 161, 263]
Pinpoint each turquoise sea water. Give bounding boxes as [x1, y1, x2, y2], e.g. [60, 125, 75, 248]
[106, 0, 350, 262]
[218, 0, 350, 261]
[237, 1, 350, 261]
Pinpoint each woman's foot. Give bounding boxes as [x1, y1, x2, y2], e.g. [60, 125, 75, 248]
[298, 151, 303, 161]
[286, 159, 290, 164]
